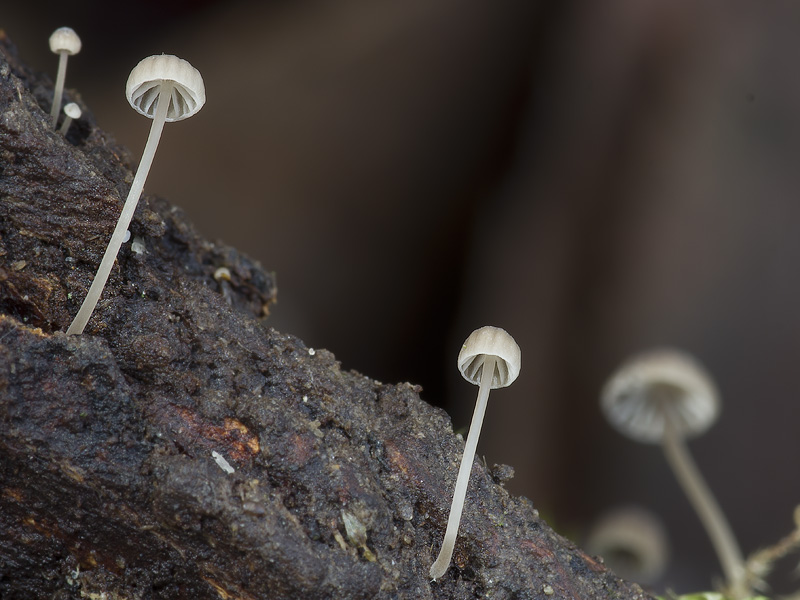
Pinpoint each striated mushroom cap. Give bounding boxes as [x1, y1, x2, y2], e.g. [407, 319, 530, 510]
[457, 326, 521, 389]
[601, 348, 720, 444]
[126, 54, 205, 122]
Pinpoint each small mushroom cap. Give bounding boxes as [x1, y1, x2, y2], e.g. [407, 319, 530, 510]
[63, 102, 82, 119]
[126, 55, 205, 122]
[458, 326, 521, 389]
[601, 348, 720, 444]
[49, 27, 82, 55]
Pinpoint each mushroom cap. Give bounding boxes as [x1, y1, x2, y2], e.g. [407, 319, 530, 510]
[125, 55, 205, 123]
[457, 326, 521, 389]
[584, 506, 669, 585]
[49, 27, 82, 55]
[63, 102, 82, 119]
[600, 348, 720, 444]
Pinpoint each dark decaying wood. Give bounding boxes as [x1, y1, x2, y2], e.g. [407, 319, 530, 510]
[0, 31, 652, 599]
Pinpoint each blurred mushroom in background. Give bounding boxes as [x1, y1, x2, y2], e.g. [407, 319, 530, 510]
[585, 506, 670, 587]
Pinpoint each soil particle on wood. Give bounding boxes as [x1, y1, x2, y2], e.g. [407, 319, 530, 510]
[0, 31, 653, 599]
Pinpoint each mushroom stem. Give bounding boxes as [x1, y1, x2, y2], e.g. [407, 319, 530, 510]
[430, 356, 496, 581]
[66, 84, 172, 335]
[59, 103, 81, 135]
[50, 52, 69, 127]
[58, 113, 73, 135]
[661, 416, 747, 598]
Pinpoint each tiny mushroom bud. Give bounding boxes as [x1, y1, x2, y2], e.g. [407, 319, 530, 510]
[67, 55, 205, 335]
[601, 349, 748, 598]
[59, 102, 81, 135]
[430, 326, 521, 581]
[49, 27, 81, 128]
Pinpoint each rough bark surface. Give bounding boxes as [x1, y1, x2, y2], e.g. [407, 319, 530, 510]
[0, 32, 652, 600]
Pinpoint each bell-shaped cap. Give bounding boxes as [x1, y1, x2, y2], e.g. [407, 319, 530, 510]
[457, 326, 521, 389]
[601, 348, 720, 444]
[49, 27, 81, 55]
[126, 54, 205, 122]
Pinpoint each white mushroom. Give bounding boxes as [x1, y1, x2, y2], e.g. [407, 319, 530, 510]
[601, 349, 747, 598]
[59, 102, 81, 135]
[49, 27, 81, 128]
[67, 55, 205, 335]
[585, 506, 670, 585]
[430, 326, 521, 581]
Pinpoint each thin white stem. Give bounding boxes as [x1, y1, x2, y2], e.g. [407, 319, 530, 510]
[661, 418, 748, 598]
[59, 115, 74, 136]
[430, 356, 496, 581]
[50, 52, 68, 128]
[66, 84, 172, 335]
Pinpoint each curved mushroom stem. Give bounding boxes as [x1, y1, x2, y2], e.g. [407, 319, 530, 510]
[50, 52, 69, 128]
[661, 417, 748, 598]
[430, 356, 496, 581]
[67, 84, 172, 335]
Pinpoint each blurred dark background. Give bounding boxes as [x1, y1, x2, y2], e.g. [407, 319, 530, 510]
[5, 0, 800, 594]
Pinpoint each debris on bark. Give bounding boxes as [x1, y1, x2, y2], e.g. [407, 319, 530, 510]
[0, 30, 653, 599]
